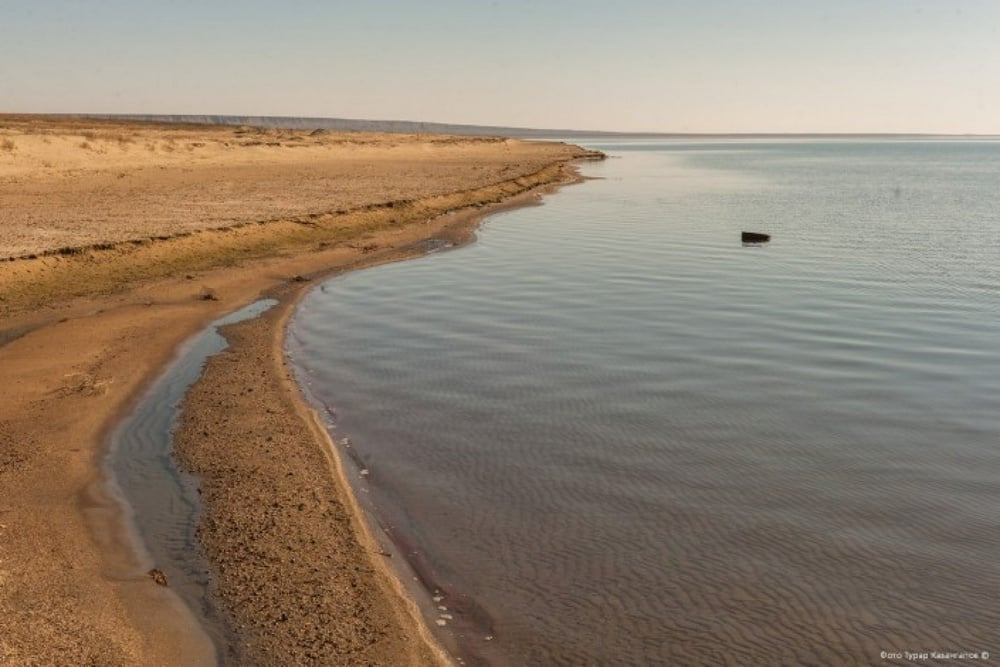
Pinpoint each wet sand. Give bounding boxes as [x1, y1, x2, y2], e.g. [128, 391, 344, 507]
[0, 115, 596, 664]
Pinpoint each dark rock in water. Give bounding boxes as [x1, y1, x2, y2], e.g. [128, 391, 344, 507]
[742, 232, 771, 243]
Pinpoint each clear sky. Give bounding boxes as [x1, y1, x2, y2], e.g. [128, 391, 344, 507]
[2, 0, 999, 133]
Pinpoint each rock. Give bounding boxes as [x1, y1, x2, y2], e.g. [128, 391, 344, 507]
[147, 568, 168, 586]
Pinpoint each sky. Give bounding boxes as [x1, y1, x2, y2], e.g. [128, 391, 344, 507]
[2, 0, 999, 133]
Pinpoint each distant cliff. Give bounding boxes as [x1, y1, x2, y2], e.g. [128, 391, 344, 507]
[69, 114, 625, 139]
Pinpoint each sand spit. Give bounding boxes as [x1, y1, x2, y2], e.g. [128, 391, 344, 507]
[0, 115, 598, 665]
[173, 298, 443, 665]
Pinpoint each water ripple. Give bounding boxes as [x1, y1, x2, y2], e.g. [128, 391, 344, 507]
[290, 140, 1000, 665]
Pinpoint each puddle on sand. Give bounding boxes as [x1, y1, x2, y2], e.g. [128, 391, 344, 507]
[104, 299, 277, 664]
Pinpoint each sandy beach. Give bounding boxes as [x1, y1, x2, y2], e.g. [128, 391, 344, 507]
[0, 115, 597, 665]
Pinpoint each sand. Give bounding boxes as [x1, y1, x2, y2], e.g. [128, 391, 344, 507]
[0, 115, 598, 665]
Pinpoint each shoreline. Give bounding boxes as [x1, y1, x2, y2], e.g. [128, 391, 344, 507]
[169, 175, 588, 664]
[0, 116, 598, 664]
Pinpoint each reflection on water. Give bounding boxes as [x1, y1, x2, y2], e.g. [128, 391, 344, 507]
[289, 139, 1000, 665]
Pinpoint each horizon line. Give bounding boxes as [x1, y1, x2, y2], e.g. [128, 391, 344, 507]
[4, 111, 999, 139]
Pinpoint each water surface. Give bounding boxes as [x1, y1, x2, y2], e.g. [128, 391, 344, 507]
[109, 299, 276, 663]
[290, 139, 1000, 665]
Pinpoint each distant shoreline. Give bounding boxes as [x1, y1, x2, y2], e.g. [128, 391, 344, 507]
[8, 112, 998, 140]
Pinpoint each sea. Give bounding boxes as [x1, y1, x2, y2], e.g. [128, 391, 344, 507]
[287, 138, 1000, 665]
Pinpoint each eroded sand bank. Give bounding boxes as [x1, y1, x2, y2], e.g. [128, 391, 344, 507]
[0, 115, 597, 665]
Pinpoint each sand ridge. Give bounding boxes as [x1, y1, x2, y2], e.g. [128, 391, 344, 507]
[173, 296, 443, 665]
[0, 115, 558, 262]
[0, 115, 598, 665]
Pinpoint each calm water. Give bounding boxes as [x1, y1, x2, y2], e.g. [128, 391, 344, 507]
[109, 299, 276, 664]
[288, 139, 1000, 665]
